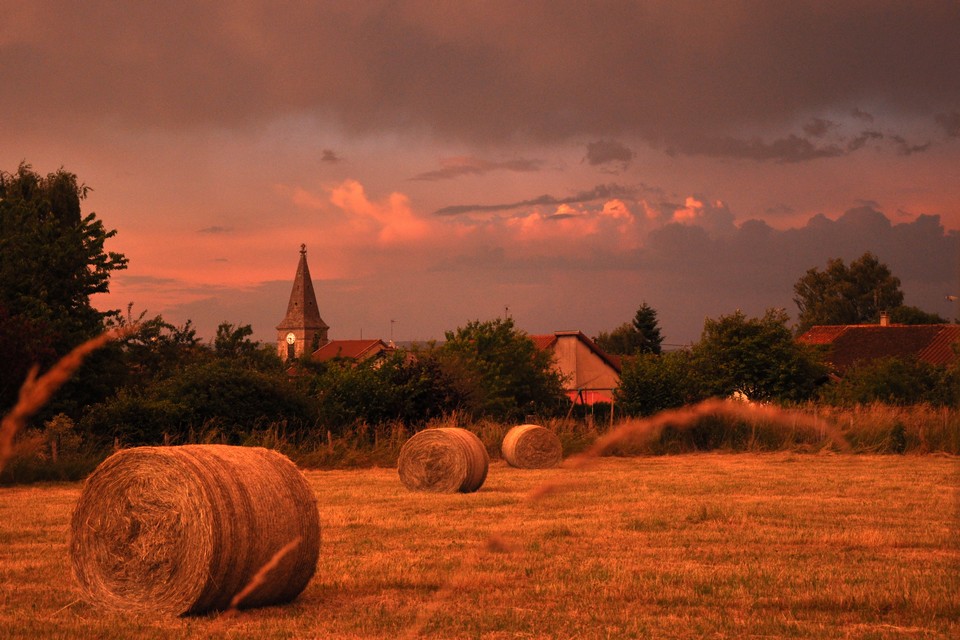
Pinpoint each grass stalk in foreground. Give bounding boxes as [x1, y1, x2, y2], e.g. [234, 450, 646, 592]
[0, 327, 132, 473]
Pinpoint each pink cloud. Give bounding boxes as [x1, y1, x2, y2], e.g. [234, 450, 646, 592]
[328, 179, 432, 245]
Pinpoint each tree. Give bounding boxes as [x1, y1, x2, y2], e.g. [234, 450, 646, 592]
[438, 317, 566, 421]
[818, 356, 956, 406]
[109, 309, 206, 388]
[311, 350, 468, 432]
[615, 350, 704, 416]
[793, 252, 903, 332]
[0, 163, 127, 350]
[692, 308, 826, 403]
[0, 163, 127, 416]
[594, 302, 664, 355]
[82, 359, 316, 446]
[888, 305, 948, 325]
[213, 321, 280, 370]
[631, 302, 664, 355]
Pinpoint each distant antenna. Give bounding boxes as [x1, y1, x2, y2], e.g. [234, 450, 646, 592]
[390, 319, 397, 341]
[504, 305, 510, 319]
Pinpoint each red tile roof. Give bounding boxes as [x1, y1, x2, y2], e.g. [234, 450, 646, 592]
[311, 339, 390, 362]
[797, 324, 959, 373]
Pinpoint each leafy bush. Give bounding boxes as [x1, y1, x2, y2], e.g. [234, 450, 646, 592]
[81, 359, 316, 445]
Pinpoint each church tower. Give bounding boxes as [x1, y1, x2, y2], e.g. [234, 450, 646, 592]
[276, 244, 329, 360]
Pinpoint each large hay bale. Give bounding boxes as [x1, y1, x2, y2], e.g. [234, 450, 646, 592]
[69, 445, 320, 615]
[501, 424, 563, 469]
[397, 428, 489, 493]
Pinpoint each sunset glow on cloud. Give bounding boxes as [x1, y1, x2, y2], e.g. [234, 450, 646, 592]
[6, 1, 959, 344]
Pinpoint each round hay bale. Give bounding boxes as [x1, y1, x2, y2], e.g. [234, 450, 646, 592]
[397, 428, 489, 493]
[69, 445, 320, 615]
[501, 424, 563, 469]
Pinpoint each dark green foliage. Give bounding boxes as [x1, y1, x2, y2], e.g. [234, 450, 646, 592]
[819, 356, 957, 406]
[0, 305, 57, 412]
[213, 321, 280, 370]
[81, 360, 316, 446]
[111, 311, 206, 388]
[693, 308, 826, 403]
[631, 302, 664, 355]
[0, 163, 127, 417]
[793, 252, 904, 332]
[594, 302, 664, 355]
[439, 317, 567, 421]
[311, 350, 467, 433]
[594, 323, 642, 356]
[615, 350, 704, 416]
[80, 390, 186, 446]
[888, 305, 949, 325]
[0, 163, 127, 352]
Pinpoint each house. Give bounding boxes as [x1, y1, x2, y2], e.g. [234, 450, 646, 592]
[530, 331, 622, 404]
[796, 314, 959, 376]
[312, 339, 393, 364]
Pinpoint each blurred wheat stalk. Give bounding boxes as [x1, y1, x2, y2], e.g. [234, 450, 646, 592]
[0, 327, 133, 473]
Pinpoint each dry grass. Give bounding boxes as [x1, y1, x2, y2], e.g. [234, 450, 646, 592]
[1, 454, 957, 639]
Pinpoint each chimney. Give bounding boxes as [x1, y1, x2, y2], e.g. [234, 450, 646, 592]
[879, 311, 889, 326]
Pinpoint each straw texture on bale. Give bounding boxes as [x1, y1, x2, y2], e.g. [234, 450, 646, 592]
[70, 445, 320, 615]
[397, 428, 489, 493]
[501, 424, 563, 469]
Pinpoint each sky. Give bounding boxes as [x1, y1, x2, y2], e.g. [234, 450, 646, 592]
[3, 1, 959, 347]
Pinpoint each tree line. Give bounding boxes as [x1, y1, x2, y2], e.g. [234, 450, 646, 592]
[2, 164, 958, 455]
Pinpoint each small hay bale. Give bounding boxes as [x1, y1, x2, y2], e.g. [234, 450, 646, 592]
[501, 423, 563, 469]
[397, 428, 489, 493]
[69, 445, 320, 615]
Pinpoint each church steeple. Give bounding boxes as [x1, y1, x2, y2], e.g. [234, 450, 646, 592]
[276, 244, 329, 360]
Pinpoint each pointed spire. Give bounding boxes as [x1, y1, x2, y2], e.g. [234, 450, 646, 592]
[277, 245, 328, 331]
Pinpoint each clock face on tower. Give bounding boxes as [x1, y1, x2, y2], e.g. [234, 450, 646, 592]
[285, 332, 296, 345]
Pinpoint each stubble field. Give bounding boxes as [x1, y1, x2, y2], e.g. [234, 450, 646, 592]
[1, 454, 957, 639]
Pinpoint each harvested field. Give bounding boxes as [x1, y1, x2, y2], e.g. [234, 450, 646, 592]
[1, 454, 958, 639]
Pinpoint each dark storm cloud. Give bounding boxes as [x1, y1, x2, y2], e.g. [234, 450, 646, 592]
[934, 111, 960, 137]
[433, 184, 637, 216]
[5, 1, 959, 149]
[584, 140, 634, 166]
[802, 118, 836, 137]
[410, 157, 543, 181]
[671, 134, 845, 163]
[321, 149, 343, 163]
[851, 108, 875, 123]
[626, 206, 957, 339]
[890, 136, 931, 156]
[847, 130, 885, 152]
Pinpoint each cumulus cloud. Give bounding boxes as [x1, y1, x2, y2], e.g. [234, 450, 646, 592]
[409, 156, 543, 181]
[328, 179, 431, 244]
